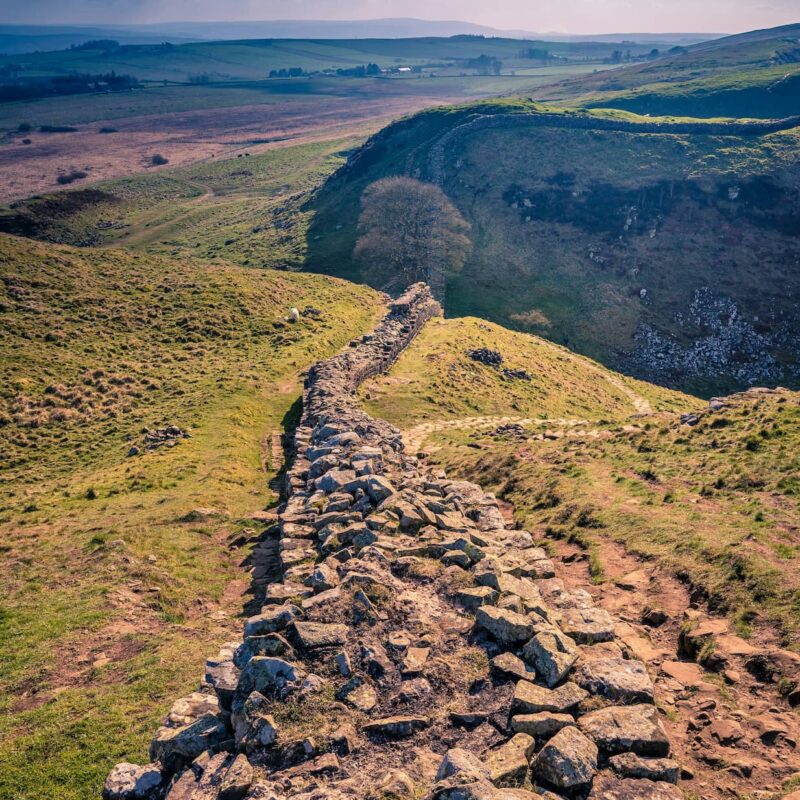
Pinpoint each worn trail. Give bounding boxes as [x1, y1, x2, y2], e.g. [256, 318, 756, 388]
[104, 284, 679, 800]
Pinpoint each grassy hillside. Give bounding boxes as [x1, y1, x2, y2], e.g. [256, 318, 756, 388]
[0, 233, 383, 799]
[362, 317, 800, 646]
[308, 100, 800, 395]
[361, 316, 693, 424]
[0, 36, 663, 84]
[538, 23, 800, 119]
[0, 135, 362, 267]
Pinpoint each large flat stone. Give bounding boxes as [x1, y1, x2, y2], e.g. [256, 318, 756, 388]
[522, 630, 579, 687]
[533, 725, 598, 791]
[574, 658, 654, 704]
[475, 606, 539, 646]
[587, 773, 683, 799]
[559, 607, 615, 643]
[512, 680, 587, 714]
[578, 705, 670, 757]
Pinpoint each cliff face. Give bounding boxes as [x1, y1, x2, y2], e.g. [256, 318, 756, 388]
[104, 284, 679, 800]
[306, 106, 800, 396]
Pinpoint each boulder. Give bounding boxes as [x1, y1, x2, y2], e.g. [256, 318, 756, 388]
[291, 621, 348, 651]
[511, 680, 587, 714]
[578, 705, 670, 757]
[243, 604, 301, 638]
[608, 753, 680, 784]
[475, 606, 539, 646]
[436, 748, 491, 783]
[458, 586, 499, 611]
[149, 713, 228, 774]
[587, 774, 683, 799]
[490, 652, 536, 682]
[218, 754, 254, 800]
[316, 469, 357, 493]
[574, 658, 654, 704]
[559, 607, 615, 644]
[522, 630, 578, 687]
[336, 677, 378, 712]
[234, 657, 305, 703]
[511, 712, 574, 739]
[533, 726, 598, 791]
[485, 733, 535, 787]
[363, 716, 429, 738]
[103, 763, 165, 800]
[233, 634, 292, 669]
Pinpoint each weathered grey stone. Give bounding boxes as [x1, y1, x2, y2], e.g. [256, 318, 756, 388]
[533, 726, 598, 791]
[218, 754, 254, 800]
[490, 652, 536, 682]
[578, 705, 670, 757]
[587, 774, 683, 799]
[291, 621, 348, 650]
[233, 634, 292, 669]
[511, 680, 587, 714]
[522, 630, 579, 687]
[475, 606, 539, 646]
[609, 753, 680, 784]
[484, 733, 535, 787]
[559, 607, 616, 643]
[243, 604, 301, 638]
[316, 469, 357, 493]
[574, 658, 654, 704]
[511, 712, 574, 739]
[458, 586, 499, 611]
[436, 748, 491, 783]
[363, 716, 429, 738]
[306, 562, 339, 592]
[149, 713, 228, 773]
[103, 763, 165, 800]
[336, 677, 378, 712]
[234, 657, 305, 702]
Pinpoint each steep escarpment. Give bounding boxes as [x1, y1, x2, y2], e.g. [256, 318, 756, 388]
[306, 103, 800, 396]
[104, 284, 681, 800]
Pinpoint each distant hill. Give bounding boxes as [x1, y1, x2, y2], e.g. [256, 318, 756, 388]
[537, 22, 800, 118]
[0, 20, 723, 56]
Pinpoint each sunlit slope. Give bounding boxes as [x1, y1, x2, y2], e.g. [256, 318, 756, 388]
[0, 233, 383, 800]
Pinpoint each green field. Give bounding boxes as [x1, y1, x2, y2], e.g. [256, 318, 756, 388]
[541, 24, 800, 119]
[0, 36, 662, 84]
[0, 233, 383, 799]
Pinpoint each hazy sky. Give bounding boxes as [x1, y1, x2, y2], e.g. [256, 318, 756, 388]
[3, 0, 799, 34]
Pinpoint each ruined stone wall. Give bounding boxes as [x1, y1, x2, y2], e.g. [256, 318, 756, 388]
[104, 283, 679, 800]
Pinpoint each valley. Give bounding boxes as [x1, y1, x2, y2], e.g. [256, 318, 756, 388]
[1, 18, 799, 800]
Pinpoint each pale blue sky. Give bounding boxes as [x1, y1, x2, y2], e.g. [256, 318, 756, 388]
[2, 0, 798, 34]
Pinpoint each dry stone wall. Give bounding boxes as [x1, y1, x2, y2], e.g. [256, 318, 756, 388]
[104, 283, 679, 800]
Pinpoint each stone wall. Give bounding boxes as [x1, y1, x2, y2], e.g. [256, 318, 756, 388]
[104, 283, 679, 800]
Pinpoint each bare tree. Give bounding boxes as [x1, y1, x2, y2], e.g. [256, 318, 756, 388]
[354, 176, 471, 299]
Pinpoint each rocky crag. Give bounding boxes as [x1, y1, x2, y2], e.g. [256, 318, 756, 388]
[104, 284, 680, 800]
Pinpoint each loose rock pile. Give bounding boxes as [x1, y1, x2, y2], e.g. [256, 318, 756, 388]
[105, 284, 678, 800]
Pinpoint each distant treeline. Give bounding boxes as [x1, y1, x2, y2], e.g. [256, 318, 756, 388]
[268, 63, 383, 78]
[0, 71, 139, 103]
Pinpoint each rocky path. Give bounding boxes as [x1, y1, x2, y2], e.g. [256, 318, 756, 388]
[105, 284, 684, 800]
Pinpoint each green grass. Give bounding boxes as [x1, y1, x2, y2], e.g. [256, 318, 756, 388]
[539, 27, 800, 119]
[0, 135, 367, 269]
[361, 316, 692, 425]
[0, 233, 384, 799]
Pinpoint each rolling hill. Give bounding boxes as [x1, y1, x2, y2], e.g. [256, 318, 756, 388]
[0, 232, 383, 799]
[537, 22, 800, 119]
[307, 99, 800, 396]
